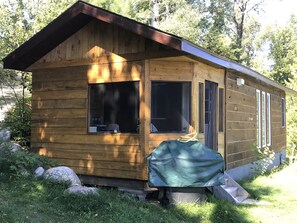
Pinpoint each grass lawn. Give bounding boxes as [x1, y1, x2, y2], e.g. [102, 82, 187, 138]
[0, 163, 297, 223]
[242, 163, 297, 223]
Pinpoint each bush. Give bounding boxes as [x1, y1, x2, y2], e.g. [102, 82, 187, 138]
[0, 144, 57, 178]
[2, 97, 31, 147]
[252, 146, 275, 177]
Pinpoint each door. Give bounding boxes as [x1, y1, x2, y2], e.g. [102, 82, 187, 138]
[204, 80, 218, 151]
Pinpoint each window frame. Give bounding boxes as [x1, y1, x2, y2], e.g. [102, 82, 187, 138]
[267, 93, 271, 146]
[198, 82, 204, 133]
[150, 81, 191, 133]
[256, 89, 273, 148]
[218, 88, 224, 132]
[256, 89, 261, 148]
[261, 91, 267, 147]
[281, 97, 285, 128]
[88, 81, 140, 134]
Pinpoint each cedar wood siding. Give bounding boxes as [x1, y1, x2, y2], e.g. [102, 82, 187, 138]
[30, 18, 286, 180]
[226, 71, 286, 169]
[31, 66, 145, 180]
[31, 18, 226, 181]
[30, 19, 172, 181]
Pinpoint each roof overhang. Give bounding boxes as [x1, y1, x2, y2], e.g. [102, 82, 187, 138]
[2, 1, 297, 96]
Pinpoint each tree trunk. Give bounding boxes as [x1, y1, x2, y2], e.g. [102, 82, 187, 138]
[150, 0, 160, 27]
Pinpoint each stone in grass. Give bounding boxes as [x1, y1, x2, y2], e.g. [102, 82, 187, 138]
[0, 129, 10, 143]
[0, 141, 23, 153]
[34, 166, 45, 178]
[9, 142, 23, 153]
[64, 185, 99, 196]
[44, 166, 81, 186]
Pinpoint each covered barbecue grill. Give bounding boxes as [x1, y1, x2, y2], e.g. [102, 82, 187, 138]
[147, 140, 225, 188]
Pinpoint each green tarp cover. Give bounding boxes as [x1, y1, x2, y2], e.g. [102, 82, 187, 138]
[147, 140, 225, 187]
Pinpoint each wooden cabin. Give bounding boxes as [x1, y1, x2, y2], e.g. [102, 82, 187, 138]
[3, 1, 297, 188]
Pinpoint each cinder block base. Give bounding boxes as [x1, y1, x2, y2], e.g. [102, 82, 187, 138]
[226, 149, 286, 181]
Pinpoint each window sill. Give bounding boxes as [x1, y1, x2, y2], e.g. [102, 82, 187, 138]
[87, 132, 139, 136]
[150, 132, 189, 134]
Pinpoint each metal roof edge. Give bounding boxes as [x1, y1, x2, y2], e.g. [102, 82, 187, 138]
[181, 40, 297, 96]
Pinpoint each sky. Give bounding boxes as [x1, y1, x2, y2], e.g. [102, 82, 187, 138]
[261, 0, 297, 26]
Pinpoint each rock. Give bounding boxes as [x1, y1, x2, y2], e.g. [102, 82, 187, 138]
[9, 143, 22, 153]
[0, 141, 22, 154]
[44, 166, 81, 186]
[64, 185, 99, 196]
[0, 129, 10, 143]
[34, 166, 45, 178]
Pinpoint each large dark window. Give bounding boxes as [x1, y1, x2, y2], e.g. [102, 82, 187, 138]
[151, 81, 191, 133]
[89, 81, 139, 133]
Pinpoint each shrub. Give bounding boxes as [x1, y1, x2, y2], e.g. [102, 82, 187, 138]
[0, 144, 58, 178]
[252, 146, 275, 177]
[2, 97, 31, 147]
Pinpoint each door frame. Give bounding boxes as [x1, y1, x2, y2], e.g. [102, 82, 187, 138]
[204, 80, 218, 151]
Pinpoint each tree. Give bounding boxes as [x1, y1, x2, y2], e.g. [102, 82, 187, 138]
[198, 0, 264, 65]
[0, 0, 75, 132]
[266, 16, 297, 85]
[0, 0, 35, 114]
[264, 16, 297, 152]
[0, 0, 75, 88]
[231, 0, 264, 62]
[240, 17, 261, 66]
[157, 2, 202, 43]
[198, 0, 235, 59]
[85, 0, 130, 16]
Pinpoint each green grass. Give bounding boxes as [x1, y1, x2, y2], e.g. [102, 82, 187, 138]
[0, 164, 297, 223]
[241, 164, 297, 223]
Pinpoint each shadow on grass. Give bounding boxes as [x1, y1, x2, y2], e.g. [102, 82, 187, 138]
[208, 196, 252, 223]
[241, 182, 281, 201]
[168, 193, 254, 223]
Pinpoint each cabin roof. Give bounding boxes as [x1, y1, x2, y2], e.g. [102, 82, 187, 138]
[2, 1, 297, 95]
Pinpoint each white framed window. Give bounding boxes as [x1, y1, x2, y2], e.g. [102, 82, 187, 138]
[267, 93, 271, 146]
[262, 91, 266, 147]
[256, 89, 261, 148]
[256, 90, 272, 148]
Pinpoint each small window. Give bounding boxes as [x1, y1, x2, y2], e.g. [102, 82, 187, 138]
[267, 93, 271, 146]
[219, 88, 224, 132]
[88, 81, 139, 133]
[198, 83, 204, 133]
[256, 89, 261, 148]
[261, 91, 266, 147]
[282, 98, 285, 128]
[151, 81, 191, 133]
